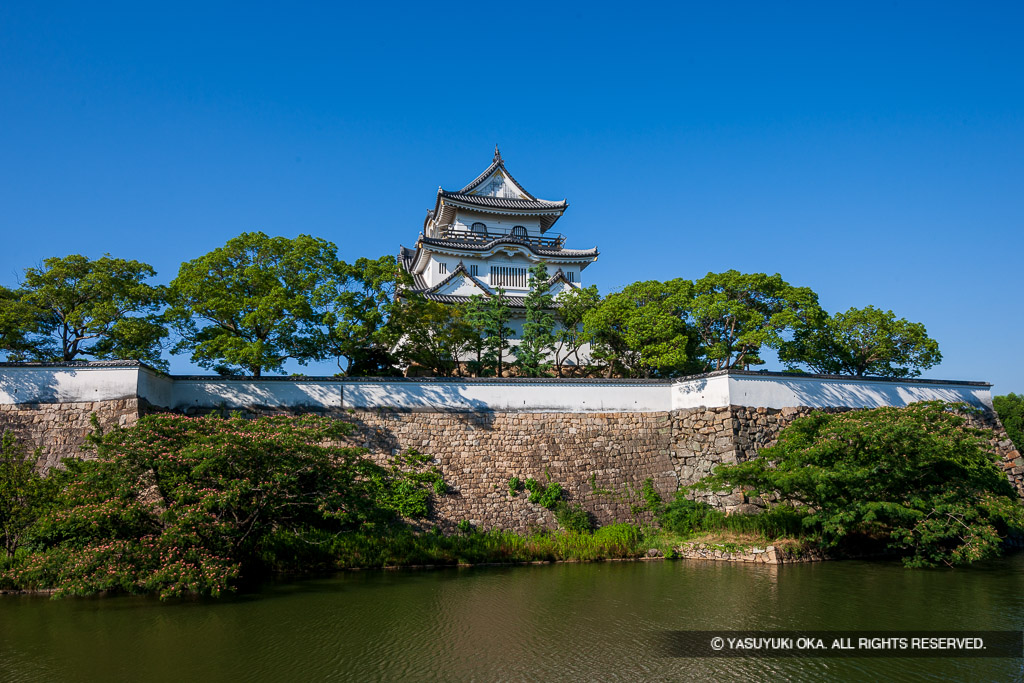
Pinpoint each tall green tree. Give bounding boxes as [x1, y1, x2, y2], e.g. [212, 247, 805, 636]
[315, 255, 408, 376]
[478, 288, 514, 377]
[166, 232, 335, 377]
[695, 402, 1024, 567]
[689, 270, 821, 371]
[994, 393, 1024, 452]
[515, 263, 557, 377]
[553, 284, 600, 376]
[1, 255, 168, 369]
[0, 286, 39, 362]
[461, 295, 489, 377]
[779, 305, 941, 378]
[395, 296, 476, 377]
[583, 279, 695, 378]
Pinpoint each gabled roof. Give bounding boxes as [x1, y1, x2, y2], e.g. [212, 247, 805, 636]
[429, 148, 569, 233]
[459, 146, 537, 199]
[422, 261, 491, 297]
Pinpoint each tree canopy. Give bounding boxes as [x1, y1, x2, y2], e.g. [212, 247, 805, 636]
[583, 279, 695, 378]
[314, 255, 408, 376]
[553, 284, 600, 376]
[0, 255, 168, 369]
[515, 263, 557, 377]
[166, 232, 336, 377]
[780, 305, 941, 377]
[689, 270, 821, 371]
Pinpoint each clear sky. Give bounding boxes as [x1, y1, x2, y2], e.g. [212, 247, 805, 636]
[1, 2, 1021, 392]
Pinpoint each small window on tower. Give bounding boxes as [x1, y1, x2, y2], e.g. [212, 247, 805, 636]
[511, 225, 527, 238]
[471, 222, 487, 236]
[567, 271, 575, 282]
[469, 264, 478, 276]
[438, 262, 447, 275]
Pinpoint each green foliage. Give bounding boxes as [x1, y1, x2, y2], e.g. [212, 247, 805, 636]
[524, 478, 563, 508]
[657, 494, 807, 540]
[552, 284, 600, 376]
[456, 520, 474, 535]
[166, 232, 337, 377]
[471, 289, 514, 376]
[994, 394, 1024, 452]
[508, 476, 521, 497]
[316, 255, 409, 376]
[1, 255, 168, 368]
[396, 296, 476, 376]
[3, 414, 445, 598]
[780, 305, 941, 378]
[689, 270, 822, 371]
[694, 402, 1024, 566]
[553, 502, 595, 533]
[515, 263, 557, 377]
[0, 433, 52, 558]
[583, 279, 696, 378]
[640, 478, 663, 516]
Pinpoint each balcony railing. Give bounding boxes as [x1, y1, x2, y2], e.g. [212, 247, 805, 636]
[429, 224, 565, 249]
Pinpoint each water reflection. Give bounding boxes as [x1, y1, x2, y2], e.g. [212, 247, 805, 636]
[1, 556, 1023, 681]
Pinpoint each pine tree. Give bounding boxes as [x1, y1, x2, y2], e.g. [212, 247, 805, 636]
[516, 263, 557, 377]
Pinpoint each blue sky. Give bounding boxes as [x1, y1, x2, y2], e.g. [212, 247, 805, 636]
[1, 2, 1021, 392]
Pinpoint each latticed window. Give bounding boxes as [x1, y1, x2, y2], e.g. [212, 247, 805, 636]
[511, 225, 527, 238]
[567, 270, 575, 282]
[469, 264, 478, 276]
[490, 266, 528, 288]
[438, 262, 447, 275]
[471, 222, 487, 236]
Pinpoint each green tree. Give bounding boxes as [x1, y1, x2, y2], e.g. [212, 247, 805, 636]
[2, 255, 168, 369]
[689, 270, 822, 371]
[5, 414, 443, 598]
[515, 263, 557, 377]
[0, 286, 39, 362]
[695, 402, 1024, 567]
[395, 296, 476, 376]
[315, 255, 408, 376]
[553, 284, 600, 376]
[477, 288, 514, 377]
[994, 394, 1024, 452]
[166, 232, 336, 377]
[461, 295, 489, 377]
[583, 279, 695, 378]
[0, 433, 51, 559]
[779, 305, 941, 377]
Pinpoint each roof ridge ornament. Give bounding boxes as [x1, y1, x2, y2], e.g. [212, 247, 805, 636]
[494, 144, 501, 162]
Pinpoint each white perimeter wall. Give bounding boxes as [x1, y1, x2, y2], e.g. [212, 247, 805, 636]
[0, 365, 994, 413]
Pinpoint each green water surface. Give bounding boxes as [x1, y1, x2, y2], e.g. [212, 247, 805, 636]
[2, 555, 1023, 682]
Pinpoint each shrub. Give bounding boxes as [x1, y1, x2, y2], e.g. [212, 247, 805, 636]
[694, 402, 1024, 567]
[524, 478, 563, 508]
[994, 394, 1024, 452]
[4, 414, 444, 598]
[553, 502, 595, 533]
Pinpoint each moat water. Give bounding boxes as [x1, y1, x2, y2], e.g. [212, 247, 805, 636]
[2, 554, 1023, 682]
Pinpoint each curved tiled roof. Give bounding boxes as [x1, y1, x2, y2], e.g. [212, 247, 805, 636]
[419, 236, 598, 259]
[439, 191, 567, 212]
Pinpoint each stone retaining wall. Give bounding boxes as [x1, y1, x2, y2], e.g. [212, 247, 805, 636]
[0, 399, 141, 470]
[0, 398, 1020, 531]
